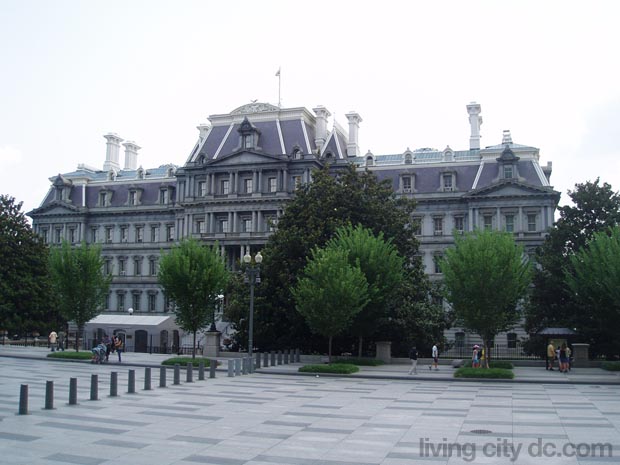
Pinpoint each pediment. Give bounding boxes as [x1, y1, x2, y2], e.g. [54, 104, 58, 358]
[465, 180, 556, 198]
[28, 200, 80, 217]
[210, 150, 283, 166]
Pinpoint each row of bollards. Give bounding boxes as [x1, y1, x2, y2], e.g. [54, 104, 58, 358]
[17, 360, 219, 415]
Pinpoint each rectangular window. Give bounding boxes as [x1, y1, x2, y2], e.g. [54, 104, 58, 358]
[148, 294, 156, 312]
[443, 174, 453, 191]
[198, 181, 207, 197]
[527, 214, 537, 232]
[243, 134, 253, 149]
[220, 180, 229, 195]
[483, 215, 493, 231]
[132, 293, 140, 312]
[119, 259, 126, 275]
[69, 228, 76, 244]
[243, 218, 252, 233]
[41, 228, 49, 244]
[134, 258, 142, 276]
[293, 176, 302, 189]
[129, 191, 136, 206]
[166, 225, 175, 241]
[220, 220, 229, 233]
[104, 293, 110, 310]
[105, 227, 113, 243]
[196, 220, 205, 234]
[434, 255, 442, 274]
[104, 259, 112, 276]
[402, 176, 412, 192]
[504, 165, 513, 179]
[120, 226, 128, 243]
[149, 258, 157, 276]
[150, 225, 159, 242]
[54, 228, 61, 243]
[433, 217, 443, 236]
[117, 294, 125, 312]
[244, 179, 253, 194]
[412, 217, 422, 236]
[159, 190, 169, 205]
[505, 214, 514, 233]
[91, 228, 98, 243]
[507, 333, 518, 349]
[268, 177, 277, 193]
[454, 216, 464, 233]
[136, 226, 143, 243]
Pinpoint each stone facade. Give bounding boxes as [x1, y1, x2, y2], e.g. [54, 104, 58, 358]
[29, 102, 560, 351]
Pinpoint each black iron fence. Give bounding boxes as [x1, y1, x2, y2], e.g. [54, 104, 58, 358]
[440, 342, 539, 360]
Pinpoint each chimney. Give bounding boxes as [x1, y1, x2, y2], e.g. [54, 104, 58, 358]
[103, 133, 123, 171]
[312, 106, 331, 152]
[345, 112, 362, 157]
[122, 141, 141, 170]
[197, 124, 211, 141]
[466, 102, 482, 150]
[502, 130, 513, 145]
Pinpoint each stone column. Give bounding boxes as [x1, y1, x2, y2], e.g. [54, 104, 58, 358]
[204, 330, 221, 358]
[571, 343, 590, 368]
[375, 341, 392, 364]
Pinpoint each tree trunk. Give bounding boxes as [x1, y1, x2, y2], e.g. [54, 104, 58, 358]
[192, 331, 197, 359]
[357, 335, 363, 358]
[328, 335, 333, 364]
[75, 325, 82, 352]
[484, 339, 491, 368]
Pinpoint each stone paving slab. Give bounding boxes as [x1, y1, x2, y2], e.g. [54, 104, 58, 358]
[0, 356, 619, 465]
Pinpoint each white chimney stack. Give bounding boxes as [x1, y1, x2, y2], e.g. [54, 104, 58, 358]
[466, 102, 482, 150]
[312, 106, 331, 152]
[103, 133, 123, 171]
[502, 130, 513, 145]
[122, 141, 141, 170]
[345, 112, 362, 157]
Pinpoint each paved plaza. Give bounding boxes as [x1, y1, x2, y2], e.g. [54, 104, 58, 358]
[0, 348, 619, 465]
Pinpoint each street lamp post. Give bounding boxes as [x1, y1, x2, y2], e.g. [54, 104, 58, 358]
[243, 251, 262, 360]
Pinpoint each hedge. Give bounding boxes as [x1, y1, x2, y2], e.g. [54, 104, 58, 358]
[162, 357, 217, 367]
[454, 367, 514, 379]
[47, 351, 93, 360]
[601, 361, 620, 371]
[299, 363, 359, 374]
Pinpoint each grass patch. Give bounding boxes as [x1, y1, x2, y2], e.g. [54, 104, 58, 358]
[454, 367, 514, 379]
[488, 361, 514, 370]
[335, 357, 384, 366]
[162, 357, 217, 367]
[299, 363, 359, 374]
[47, 351, 93, 360]
[601, 361, 620, 371]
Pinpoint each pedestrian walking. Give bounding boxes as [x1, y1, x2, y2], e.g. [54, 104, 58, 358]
[48, 330, 58, 352]
[472, 345, 480, 368]
[430, 343, 439, 371]
[114, 336, 123, 362]
[408, 346, 418, 375]
[546, 342, 555, 371]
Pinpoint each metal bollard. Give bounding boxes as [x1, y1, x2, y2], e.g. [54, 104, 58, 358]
[90, 374, 98, 401]
[160, 367, 167, 388]
[295, 348, 301, 363]
[235, 358, 241, 376]
[270, 351, 276, 366]
[110, 372, 118, 397]
[198, 361, 205, 380]
[256, 352, 261, 369]
[18, 384, 28, 415]
[173, 364, 180, 385]
[128, 370, 136, 394]
[228, 359, 234, 377]
[209, 361, 216, 378]
[69, 377, 78, 405]
[263, 351, 269, 367]
[242, 357, 248, 375]
[186, 362, 193, 383]
[277, 350, 283, 365]
[44, 380, 54, 410]
[144, 367, 151, 391]
[284, 350, 289, 364]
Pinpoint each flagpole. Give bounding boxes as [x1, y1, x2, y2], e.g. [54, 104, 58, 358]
[276, 67, 281, 108]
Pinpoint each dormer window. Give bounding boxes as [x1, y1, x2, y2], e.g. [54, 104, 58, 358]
[238, 117, 260, 151]
[442, 173, 455, 191]
[292, 146, 302, 159]
[136, 168, 145, 179]
[243, 134, 253, 149]
[127, 188, 142, 206]
[404, 153, 413, 164]
[503, 165, 514, 179]
[402, 175, 413, 193]
[365, 155, 373, 167]
[166, 167, 175, 178]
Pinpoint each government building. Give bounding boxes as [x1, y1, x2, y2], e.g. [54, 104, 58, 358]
[28, 101, 560, 353]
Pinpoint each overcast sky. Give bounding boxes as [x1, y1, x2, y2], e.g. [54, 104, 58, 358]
[1, 0, 619, 216]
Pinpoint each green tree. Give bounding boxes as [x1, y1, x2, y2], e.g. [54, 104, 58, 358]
[325, 225, 404, 356]
[440, 229, 532, 366]
[0, 195, 57, 338]
[526, 179, 620, 355]
[158, 239, 229, 358]
[565, 227, 620, 357]
[49, 240, 111, 351]
[228, 164, 435, 353]
[292, 246, 369, 362]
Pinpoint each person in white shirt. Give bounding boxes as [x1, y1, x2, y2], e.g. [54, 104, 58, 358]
[48, 331, 58, 352]
[430, 343, 439, 371]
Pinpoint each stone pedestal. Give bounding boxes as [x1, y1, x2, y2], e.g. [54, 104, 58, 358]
[375, 341, 392, 364]
[571, 343, 590, 368]
[203, 331, 221, 358]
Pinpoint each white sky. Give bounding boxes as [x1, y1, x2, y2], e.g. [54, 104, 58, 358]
[1, 0, 619, 216]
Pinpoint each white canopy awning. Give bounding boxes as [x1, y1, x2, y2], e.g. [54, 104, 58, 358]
[85, 314, 177, 332]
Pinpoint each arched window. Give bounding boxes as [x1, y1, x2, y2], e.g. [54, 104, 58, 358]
[404, 153, 412, 164]
[365, 155, 373, 166]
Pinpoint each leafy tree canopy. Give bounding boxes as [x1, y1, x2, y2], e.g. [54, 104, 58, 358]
[292, 246, 369, 361]
[49, 240, 111, 351]
[0, 195, 57, 336]
[158, 239, 229, 357]
[566, 227, 620, 357]
[440, 229, 532, 364]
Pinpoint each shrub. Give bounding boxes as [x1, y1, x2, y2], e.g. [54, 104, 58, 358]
[601, 361, 620, 371]
[299, 363, 359, 374]
[488, 361, 514, 370]
[454, 367, 514, 379]
[47, 351, 93, 360]
[162, 357, 217, 367]
[335, 357, 383, 366]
